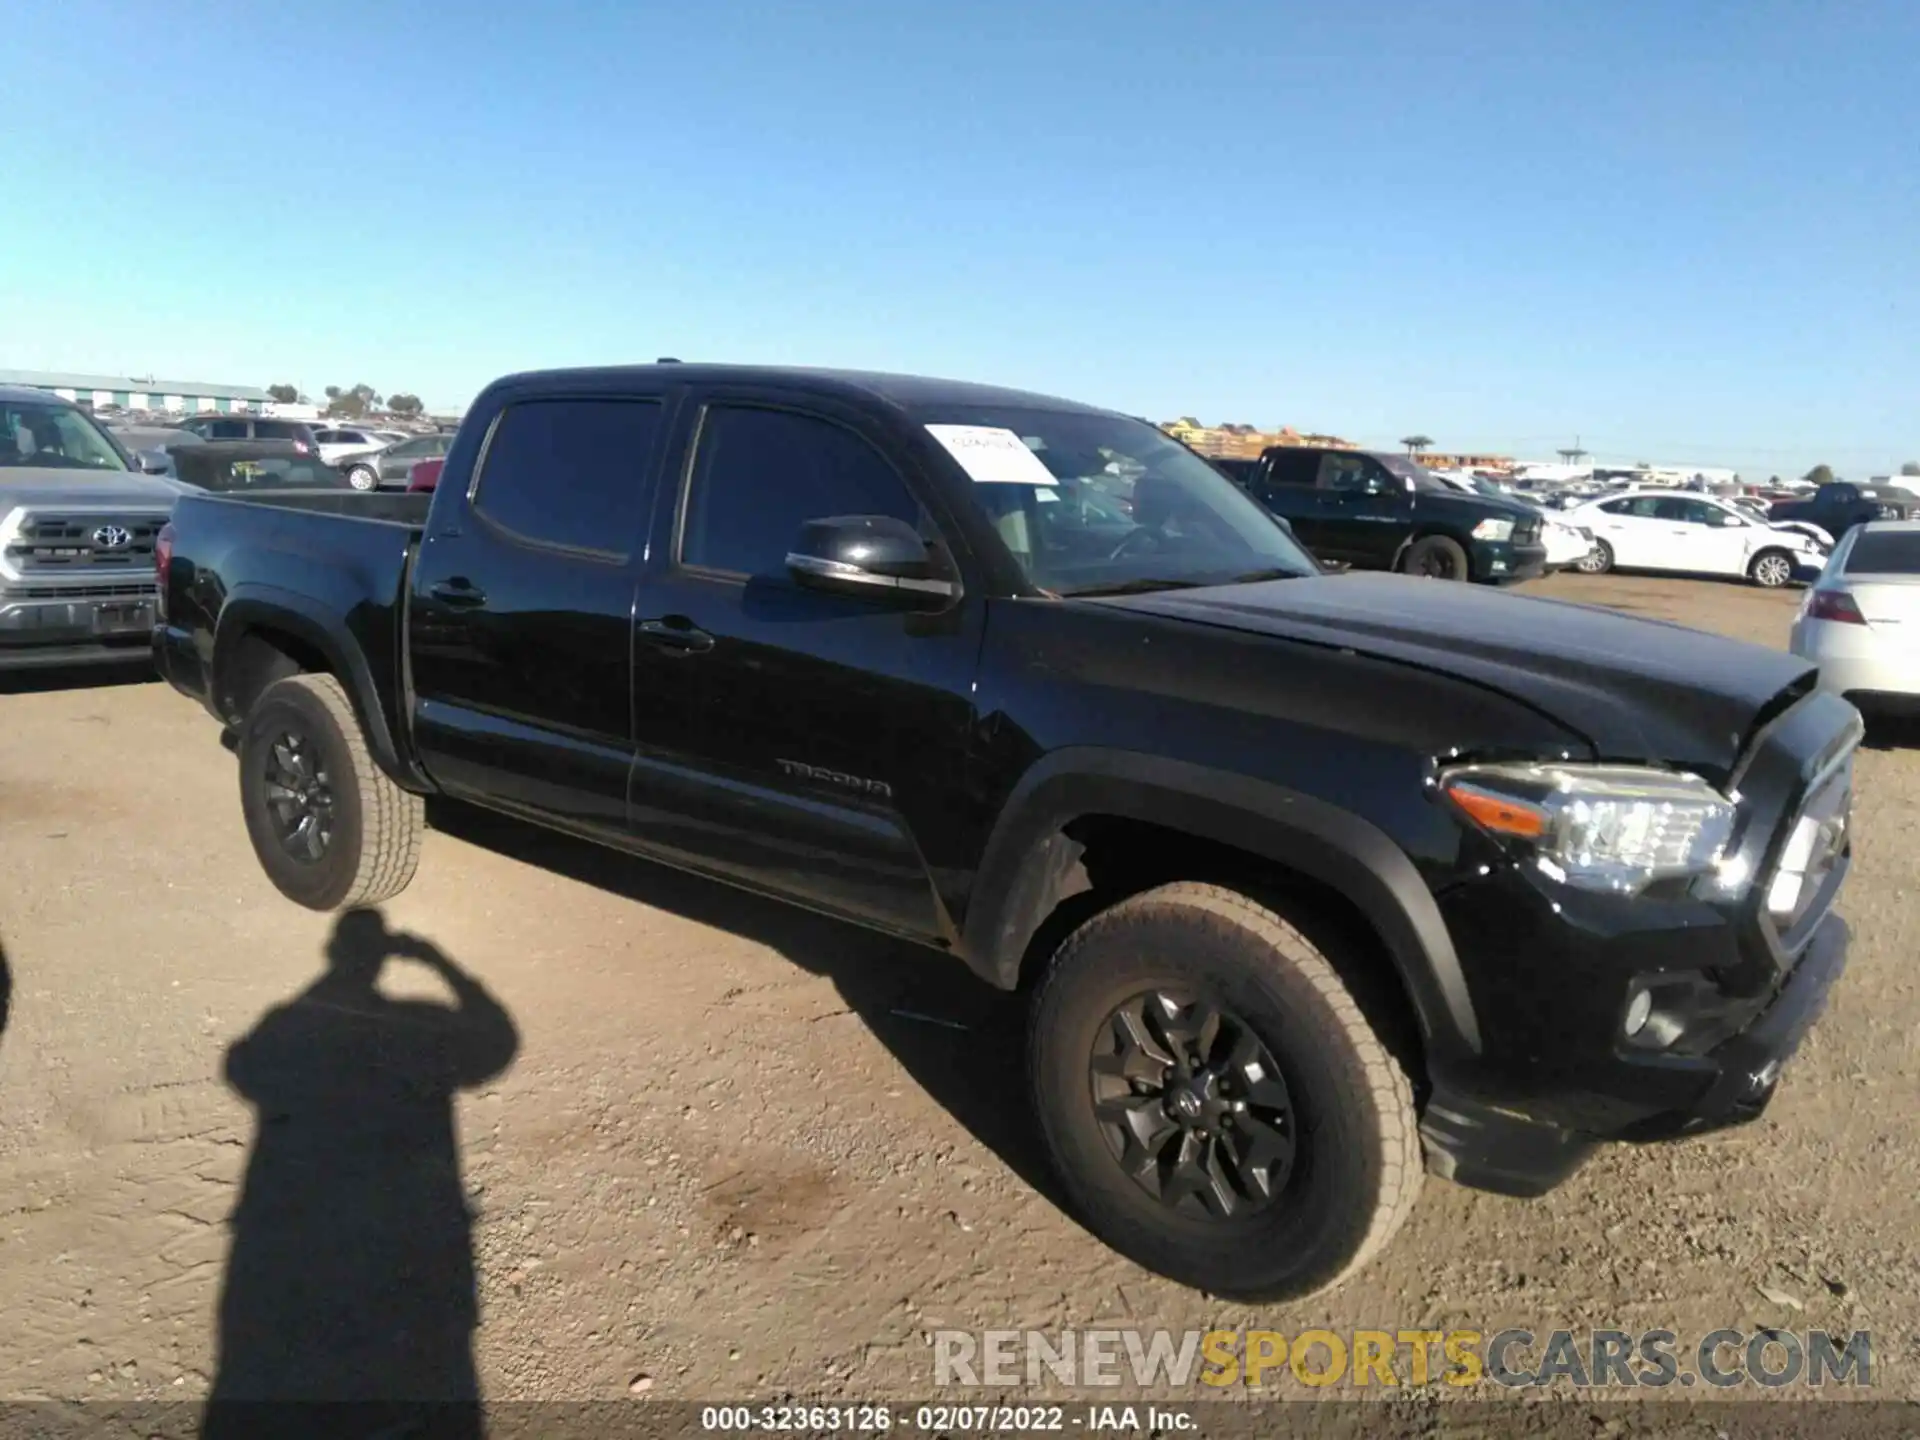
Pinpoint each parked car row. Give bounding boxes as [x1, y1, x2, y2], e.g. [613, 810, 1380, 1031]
[1211, 447, 1826, 590]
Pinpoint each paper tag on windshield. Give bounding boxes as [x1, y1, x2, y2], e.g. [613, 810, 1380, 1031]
[925, 425, 1058, 485]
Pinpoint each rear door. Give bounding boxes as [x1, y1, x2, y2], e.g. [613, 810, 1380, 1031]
[623, 386, 982, 940]
[1590, 495, 1668, 567]
[1248, 448, 1327, 548]
[407, 390, 670, 841]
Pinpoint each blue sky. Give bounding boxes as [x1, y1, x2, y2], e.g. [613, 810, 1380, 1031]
[3, 0, 1914, 476]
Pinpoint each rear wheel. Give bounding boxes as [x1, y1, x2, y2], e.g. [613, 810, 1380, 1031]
[345, 464, 378, 492]
[1749, 548, 1795, 588]
[1028, 882, 1421, 1300]
[1575, 539, 1613, 574]
[238, 673, 423, 910]
[1399, 534, 1469, 582]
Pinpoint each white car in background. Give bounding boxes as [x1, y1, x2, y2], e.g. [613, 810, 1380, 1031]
[1431, 470, 1595, 571]
[1566, 489, 1828, 588]
[311, 426, 400, 467]
[1790, 521, 1920, 714]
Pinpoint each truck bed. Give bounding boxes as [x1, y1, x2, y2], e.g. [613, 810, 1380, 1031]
[199, 490, 435, 526]
[157, 488, 431, 729]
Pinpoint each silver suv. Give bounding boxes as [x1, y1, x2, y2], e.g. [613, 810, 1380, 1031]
[0, 387, 180, 671]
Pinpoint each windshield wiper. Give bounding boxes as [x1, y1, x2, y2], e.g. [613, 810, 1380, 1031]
[1221, 567, 1306, 584]
[1063, 577, 1207, 597]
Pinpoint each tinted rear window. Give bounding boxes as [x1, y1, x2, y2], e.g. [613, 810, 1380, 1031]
[1844, 531, 1920, 575]
[472, 398, 662, 555]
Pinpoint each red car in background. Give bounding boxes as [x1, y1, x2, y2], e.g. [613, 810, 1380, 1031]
[407, 458, 445, 492]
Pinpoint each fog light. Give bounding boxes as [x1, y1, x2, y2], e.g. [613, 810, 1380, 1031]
[1624, 987, 1653, 1037]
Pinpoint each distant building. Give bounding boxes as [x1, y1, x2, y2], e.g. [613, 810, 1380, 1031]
[1161, 417, 1358, 459]
[0, 368, 271, 415]
[1413, 451, 1516, 474]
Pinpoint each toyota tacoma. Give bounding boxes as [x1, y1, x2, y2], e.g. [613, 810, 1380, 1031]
[153, 364, 1859, 1299]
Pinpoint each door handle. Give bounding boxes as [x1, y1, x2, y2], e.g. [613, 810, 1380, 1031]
[639, 617, 715, 654]
[428, 578, 486, 607]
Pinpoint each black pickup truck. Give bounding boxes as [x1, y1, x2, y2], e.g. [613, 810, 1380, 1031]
[155, 364, 1859, 1300]
[1769, 481, 1914, 538]
[1227, 446, 1550, 583]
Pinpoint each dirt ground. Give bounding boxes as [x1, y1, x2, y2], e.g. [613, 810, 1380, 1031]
[1, 571, 1916, 1415]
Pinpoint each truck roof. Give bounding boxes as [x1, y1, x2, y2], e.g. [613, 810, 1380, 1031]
[484, 364, 1116, 417]
[0, 384, 77, 405]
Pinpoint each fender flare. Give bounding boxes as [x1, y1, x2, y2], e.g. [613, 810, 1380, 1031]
[213, 587, 412, 784]
[959, 748, 1482, 1057]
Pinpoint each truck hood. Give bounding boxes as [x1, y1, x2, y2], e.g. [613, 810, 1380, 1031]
[1093, 572, 1813, 777]
[1412, 488, 1537, 524]
[0, 466, 182, 511]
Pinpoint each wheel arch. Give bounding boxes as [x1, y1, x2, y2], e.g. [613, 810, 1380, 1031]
[1390, 527, 1476, 580]
[212, 588, 416, 786]
[958, 749, 1483, 1064]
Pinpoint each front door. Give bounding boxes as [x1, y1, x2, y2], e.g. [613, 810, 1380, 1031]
[625, 391, 982, 941]
[407, 394, 668, 841]
[1314, 452, 1408, 566]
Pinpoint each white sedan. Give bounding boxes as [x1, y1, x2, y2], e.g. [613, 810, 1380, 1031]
[1789, 521, 1920, 712]
[1566, 489, 1827, 588]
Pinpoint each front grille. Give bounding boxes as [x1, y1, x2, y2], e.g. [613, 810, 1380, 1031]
[9, 581, 158, 599]
[1512, 517, 1541, 545]
[4, 513, 169, 573]
[1761, 750, 1853, 949]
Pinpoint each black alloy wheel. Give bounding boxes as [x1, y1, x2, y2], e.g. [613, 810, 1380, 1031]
[238, 672, 424, 910]
[262, 728, 336, 862]
[1090, 990, 1296, 1219]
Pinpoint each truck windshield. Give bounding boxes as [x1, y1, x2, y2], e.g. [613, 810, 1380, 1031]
[1375, 455, 1451, 493]
[916, 405, 1319, 595]
[0, 400, 129, 472]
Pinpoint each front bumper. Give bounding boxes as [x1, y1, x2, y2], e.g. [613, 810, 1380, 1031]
[0, 589, 158, 669]
[1422, 911, 1849, 1196]
[1418, 689, 1860, 1197]
[1472, 539, 1549, 585]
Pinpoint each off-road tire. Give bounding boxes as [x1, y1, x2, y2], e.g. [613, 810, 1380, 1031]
[1748, 548, 1795, 589]
[1028, 882, 1422, 1300]
[1400, 534, 1470, 582]
[238, 673, 422, 910]
[1576, 539, 1613, 574]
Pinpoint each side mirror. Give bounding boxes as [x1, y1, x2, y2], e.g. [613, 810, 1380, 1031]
[134, 449, 171, 474]
[786, 515, 959, 605]
[1319, 557, 1351, 574]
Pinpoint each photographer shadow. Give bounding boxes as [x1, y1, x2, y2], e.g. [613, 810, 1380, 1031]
[203, 908, 517, 1438]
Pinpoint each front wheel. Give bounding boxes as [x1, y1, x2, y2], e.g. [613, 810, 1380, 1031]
[1399, 534, 1469, 581]
[238, 673, 423, 909]
[1575, 539, 1613, 574]
[1748, 548, 1796, 588]
[1028, 883, 1421, 1300]
[345, 464, 378, 492]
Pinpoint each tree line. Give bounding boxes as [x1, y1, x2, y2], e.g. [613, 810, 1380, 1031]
[266, 383, 426, 419]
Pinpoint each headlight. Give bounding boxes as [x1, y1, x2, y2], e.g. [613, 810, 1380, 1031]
[1439, 762, 1736, 894]
[1471, 518, 1515, 542]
